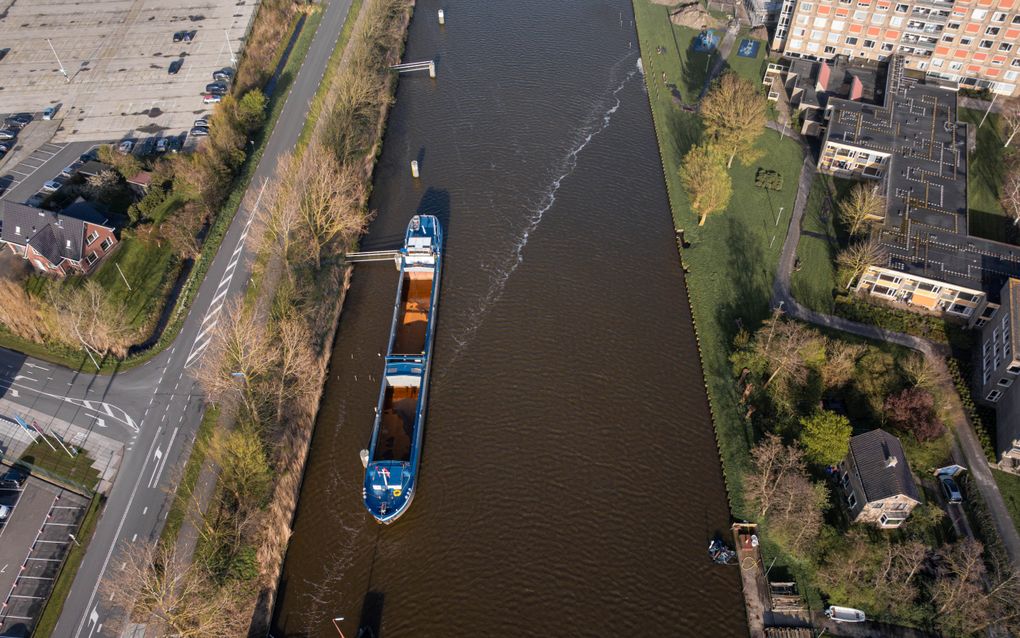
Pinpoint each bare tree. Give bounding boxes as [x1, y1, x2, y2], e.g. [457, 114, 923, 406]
[161, 201, 206, 259]
[49, 280, 132, 358]
[838, 182, 886, 236]
[258, 153, 302, 269]
[821, 340, 866, 388]
[104, 541, 241, 638]
[1003, 97, 1020, 148]
[933, 539, 1020, 635]
[755, 314, 820, 390]
[836, 238, 887, 289]
[0, 278, 57, 344]
[274, 316, 318, 422]
[1003, 161, 1020, 227]
[294, 141, 369, 268]
[193, 300, 275, 422]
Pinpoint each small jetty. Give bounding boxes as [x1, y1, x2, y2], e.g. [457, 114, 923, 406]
[733, 523, 767, 638]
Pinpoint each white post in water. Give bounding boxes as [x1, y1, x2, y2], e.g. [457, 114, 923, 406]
[360, 449, 369, 469]
[438, 9, 445, 24]
[411, 160, 420, 178]
[428, 61, 436, 78]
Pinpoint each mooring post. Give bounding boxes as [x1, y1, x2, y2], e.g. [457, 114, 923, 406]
[438, 9, 445, 24]
[428, 60, 436, 78]
[411, 160, 420, 178]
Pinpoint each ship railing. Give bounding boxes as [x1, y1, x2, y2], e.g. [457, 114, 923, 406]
[385, 354, 425, 363]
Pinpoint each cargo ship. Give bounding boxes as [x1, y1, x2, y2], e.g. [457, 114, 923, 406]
[362, 215, 442, 524]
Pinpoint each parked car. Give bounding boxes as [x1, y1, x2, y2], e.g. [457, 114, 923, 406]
[182, 30, 197, 42]
[190, 126, 210, 137]
[193, 118, 209, 128]
[41, 179, 63, 193]
[0, 130, 16, 141]
[80, 148, 98, 163]
[0, 466, 28, 488]
[42, 105, 59, 120]
[60, 161, 83, 178]
[940, 476, 963, 504]
[118, 140, 135, 154]
[173, 31, 185, 42]
[26, 194, 45, 207]
[0, 505, 9, 520]
[212, 68, 233, 81]
[9, 113, 32, 125]
[168, 59, 183, 75]
[156, 138, 169, 153]
[3, 118, 26, 130]
[202, 94, 222, 104]
[205, 82, 228, 95]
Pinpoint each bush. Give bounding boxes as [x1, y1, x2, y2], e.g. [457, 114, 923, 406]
[833, 295, 949, 343]
[755, 168, 784, 191]
[945, 357, 997, 461]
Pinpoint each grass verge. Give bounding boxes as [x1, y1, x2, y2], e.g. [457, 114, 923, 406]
[959, 107, 1010, 243]
[18, 440, 99, 494]
[992, 468, 1020, 535]
[634, 0, 804, 517]
[32, 494, 104, 638]
[90, 236, 178, 332]
[160, 406, 218, 545]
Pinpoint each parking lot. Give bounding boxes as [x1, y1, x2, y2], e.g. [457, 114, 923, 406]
[0, 0, 258, 143]
[0, 471, 89, 638]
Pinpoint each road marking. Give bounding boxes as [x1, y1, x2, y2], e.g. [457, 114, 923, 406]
[194, 320, 219, 343]
[147, 447, 164, 488]
[1, 382, 138, 431]
[25, 363, 49, 371]
[142, 506, 148, 515]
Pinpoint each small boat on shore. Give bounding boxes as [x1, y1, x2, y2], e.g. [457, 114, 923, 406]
[362, 215, 442, 524]
[825, 606, 866, 623]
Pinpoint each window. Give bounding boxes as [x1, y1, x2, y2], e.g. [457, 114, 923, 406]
[980, 40, 994, 49]
[942, 35, 954, 42]
[840, 472, 850, 487]
[999, 377, 1014, 388]
[801, 2, 813, 9]
[1000, 43, 1013, 52]
[811, 29, 824, 39]
[814, 16, 828, 27]
[846, 36, 859, 44]
[1007, 70, 1020, 81]
[1013, 59, 1020, 68]
[853, 9, 867, 20]
[847, 492, 858, 509]
[864, 39, 876, 48]
[895, 3, 908, 11]
[14, 225, 20, 235]
[832, 19, 846, 30]
[86, 230, 99, 245]
[987, 389, 1003, 402]
[99, 237, 113, 251]
[1014, 14, 1020, 24]
[889, 502, 907, 511]
[986, 26, 1000, 35]
[992, 11, 1007, 22]
[86, 252, 99, 265]
[1007, 363, 1020, 375]
[881, 42, 894, 51]
[960, 36, 973, 45]
[972, 9, 987, 20]
[828, 32, 840, 42]
[948, 21, 961, 30]
[950, 61, 964, 70]
[825, 45, 837, 53]
[871, 13, 885, 24]
[932, 58, 944, 67]
[879, 514, 905, 527]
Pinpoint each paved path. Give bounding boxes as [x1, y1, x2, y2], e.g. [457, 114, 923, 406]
[699, 21, 740, 99]
[770, 139, 1020, 571]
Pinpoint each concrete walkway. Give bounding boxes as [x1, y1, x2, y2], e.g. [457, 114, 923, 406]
[700, 21, 741, 99]
[770, 139, 1020, 570]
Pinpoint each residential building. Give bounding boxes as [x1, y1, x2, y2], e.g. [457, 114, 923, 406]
[763, 55, 883, 133]
[770, 0, 1020, 97]
[745, 0, 786, 26]
[808, 56, 1020, 324]
[0, 200, 118, 276]
[976, 278, 1020, 474]
[838, 429, 921, 528]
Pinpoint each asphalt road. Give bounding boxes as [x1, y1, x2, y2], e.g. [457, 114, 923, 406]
[0, 0, 355, 634]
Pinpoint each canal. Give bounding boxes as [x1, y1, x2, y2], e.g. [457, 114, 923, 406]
[271, 0, 747, 635]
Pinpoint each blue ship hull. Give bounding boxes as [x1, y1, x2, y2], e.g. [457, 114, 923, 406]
[362, 215, 442, 524]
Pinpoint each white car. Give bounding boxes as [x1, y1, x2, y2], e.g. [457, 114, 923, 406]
[0, 505, 9, 520]
[60, 161, 82, 178]
[41, 179, 63, 193]
[118, 140, 134, 154]
[202, 94, 222, 104]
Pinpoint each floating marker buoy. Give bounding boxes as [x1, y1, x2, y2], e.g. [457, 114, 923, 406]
[411, 160, 420, 178]
[438, 9, 445, 24]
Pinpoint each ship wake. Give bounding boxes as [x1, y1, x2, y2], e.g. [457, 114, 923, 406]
[446, 52, 639, 363]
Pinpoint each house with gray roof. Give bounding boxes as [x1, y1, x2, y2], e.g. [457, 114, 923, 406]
[838, 429, 921, 528]
[0, 200, 119, 276]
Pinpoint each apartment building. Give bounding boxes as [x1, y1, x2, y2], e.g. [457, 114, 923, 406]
[771, 0, 1020, 96]
[976, 278, 1020, 474]
[810, 57, 1020, 325]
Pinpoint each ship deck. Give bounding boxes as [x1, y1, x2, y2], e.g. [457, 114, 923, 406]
[394, 273, 433, 355]
[373, 385, 417, 462]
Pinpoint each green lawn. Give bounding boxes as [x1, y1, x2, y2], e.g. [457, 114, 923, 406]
[724, 29, 767, 86]
[992, 468, 1020, 535]
[89, 235, 178, 331]
[791, 175, 840, 313]
[633, 0, 718, 102]
[32, 495, 104, 638]
[634, 0, 805, 516]
[17, 439, 99, 493]
[959, 107, 1011, 243]
[160, 407, 218, 545]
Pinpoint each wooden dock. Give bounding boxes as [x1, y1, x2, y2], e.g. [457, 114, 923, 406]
[733, 523, 767, 638]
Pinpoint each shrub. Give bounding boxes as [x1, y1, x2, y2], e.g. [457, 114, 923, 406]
[755, 168, 784, 191]
[884, 387, 944, 442]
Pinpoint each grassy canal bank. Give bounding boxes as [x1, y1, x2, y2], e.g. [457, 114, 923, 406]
[631, 0, 803, 517]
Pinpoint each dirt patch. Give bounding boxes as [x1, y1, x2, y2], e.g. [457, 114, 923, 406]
[749, 25, 768, 40]
[670, 2, 724, 29]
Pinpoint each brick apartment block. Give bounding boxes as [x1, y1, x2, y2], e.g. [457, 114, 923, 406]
[771, 0, 1020, 96]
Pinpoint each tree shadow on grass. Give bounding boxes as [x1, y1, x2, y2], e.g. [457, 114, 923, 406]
[665, 108, 703, 165]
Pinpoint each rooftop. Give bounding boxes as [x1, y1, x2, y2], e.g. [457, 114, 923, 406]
[0, 200, 111, 265]
[848, 429, 920, 504]
[823, 56, 1020, 300]
[786, 55, 883, 111]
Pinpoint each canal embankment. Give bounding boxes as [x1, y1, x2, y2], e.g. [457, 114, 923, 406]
[272, 1, 748, 635]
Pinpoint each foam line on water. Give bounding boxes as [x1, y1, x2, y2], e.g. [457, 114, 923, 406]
[447, 52, 640, 361]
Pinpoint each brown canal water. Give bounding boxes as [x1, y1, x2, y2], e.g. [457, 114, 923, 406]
[271, 1, 747, 635]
